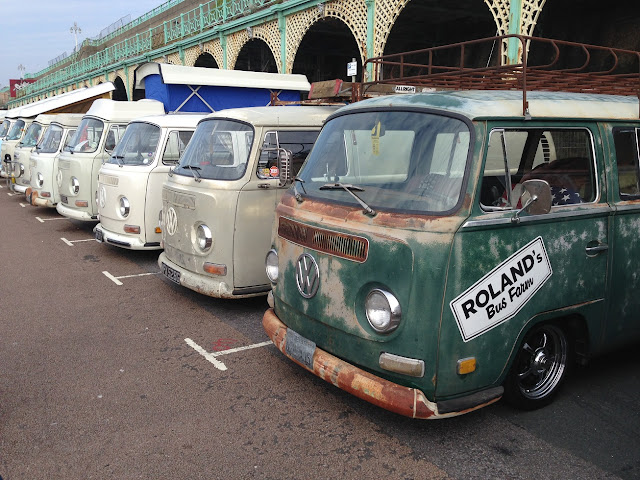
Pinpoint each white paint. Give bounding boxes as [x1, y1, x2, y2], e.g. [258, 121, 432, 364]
[7, 192, 17, 196]
[185, 338, 228, 371]
[115, 272, 160, 280]
[211, 341, 272, 357]
[102, 271, 123, 286]
[61, 237, 73, 246]
[37, 216, 67, 223]
[19, 203, 27, 208]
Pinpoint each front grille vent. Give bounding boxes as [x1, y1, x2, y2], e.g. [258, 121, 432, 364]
[278, 217, 369, 263]
[99, 174, 118, 186]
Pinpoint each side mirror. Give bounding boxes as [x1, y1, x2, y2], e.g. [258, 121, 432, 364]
[511, 179, 552, 223]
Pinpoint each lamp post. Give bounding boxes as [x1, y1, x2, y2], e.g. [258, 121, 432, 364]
[17, 64, 25, 79]
[70, 22, 82, 52]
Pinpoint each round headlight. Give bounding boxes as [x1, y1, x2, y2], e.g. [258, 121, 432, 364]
[265, 249, 279, 284]
[365, 289, 402, 333]
[37, 172, 44, 187]
[70, 177, 80, 195]
[119, 197, 130, 217]
[196, 224, 213, 251]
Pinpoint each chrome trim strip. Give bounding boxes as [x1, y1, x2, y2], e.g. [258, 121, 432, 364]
[463, 205, 613, 228]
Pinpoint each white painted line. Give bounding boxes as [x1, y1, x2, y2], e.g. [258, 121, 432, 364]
[61, 237, 98, 246]
[61, 237, 74, 246]
[0, 184, 4, 189]
[185, 338, 228, 371]
[7, 192, 17, 197]
[115, 272, 160, 280]
[102, 271, 123, 286]
[37, 216, 45, 223]
[19, 203, 27, 208]
[211, 341, 273, 357]
[37, 216, 67, 223]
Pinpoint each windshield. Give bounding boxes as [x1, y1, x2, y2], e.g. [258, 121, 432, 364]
[174, 119, 254, 181]
[107, 122, 160, 166]
[18, 122, 44, 147]
[37, 124, 64, 154]
[67, 118, 104, 153]
[297, 110, 471, 214]
[7, 120, 26, 141]
[0, 120, 10, 138]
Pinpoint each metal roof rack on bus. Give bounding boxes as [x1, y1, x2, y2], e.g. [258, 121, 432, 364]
[358, 34, 640, 117]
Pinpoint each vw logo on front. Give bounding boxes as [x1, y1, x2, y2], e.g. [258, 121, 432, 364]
[296, 253, 320, 299]
[165, 206, 178, 236]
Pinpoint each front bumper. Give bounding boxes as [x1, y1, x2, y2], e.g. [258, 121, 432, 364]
[262, 308, 503, 419]
[13, 183, 27, 194]
[56, 202, 97, 221]
[158, 252, 267, 299]
[94, 224, 159, 250]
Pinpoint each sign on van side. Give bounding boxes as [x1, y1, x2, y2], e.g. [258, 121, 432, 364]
[450, 237, 552, 342]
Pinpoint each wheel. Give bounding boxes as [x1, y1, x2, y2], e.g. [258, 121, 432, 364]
[504, 323, 570, 410]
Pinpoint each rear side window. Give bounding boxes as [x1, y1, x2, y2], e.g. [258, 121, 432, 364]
[481, 128, 596, 210]
[257, 130, 319, 179]
[162, 130, 195, 165]
[613, 127, 640, 198]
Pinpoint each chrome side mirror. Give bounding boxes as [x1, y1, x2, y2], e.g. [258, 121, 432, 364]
[511, 179, 552, 223]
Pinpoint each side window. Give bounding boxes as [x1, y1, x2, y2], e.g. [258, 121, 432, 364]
[613, 127, 640, 198]
[104, 125, 124, 153]
[257, 130, 320, 179]
[481, 128, 595, 210]
[162, 130, 195, 165]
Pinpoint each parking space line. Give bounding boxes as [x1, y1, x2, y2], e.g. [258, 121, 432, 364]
[61, 237, 97, 246]
[19, 203, 27, 208]
[37, 216, 67, 223]
[7, 192, 18, 197]
[102, 271, 160, 285]
[211, 341, 273, 357]
[185, 338, 228, 371]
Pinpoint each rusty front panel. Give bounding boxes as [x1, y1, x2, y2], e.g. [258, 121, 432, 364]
[263, 308, 437, 419]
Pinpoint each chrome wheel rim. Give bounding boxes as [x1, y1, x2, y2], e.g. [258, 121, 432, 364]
[516, 325, 567, 400]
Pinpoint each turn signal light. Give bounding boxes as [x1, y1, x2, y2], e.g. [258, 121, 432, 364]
[203, 263, 227, 276]
[155, 227, 162, 234]
[457, 357, 477, 375]
[124, 225, 141, 234]
[75, 200, 89, 207]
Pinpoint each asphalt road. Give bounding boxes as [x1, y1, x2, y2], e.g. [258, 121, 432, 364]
[0, 183, 638, 480]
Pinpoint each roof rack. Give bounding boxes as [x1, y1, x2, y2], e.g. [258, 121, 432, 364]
[360, 35, 640, 116]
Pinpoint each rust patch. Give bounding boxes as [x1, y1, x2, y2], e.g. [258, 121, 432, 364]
[263, 308, 438, 419]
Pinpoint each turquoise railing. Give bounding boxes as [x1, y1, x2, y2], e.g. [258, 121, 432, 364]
[21, 0, 280, 99]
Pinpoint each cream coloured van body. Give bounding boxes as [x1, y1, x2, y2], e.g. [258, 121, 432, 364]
[56, 99, 165, 221]
[1, 116, 30, 180]
[12, 114, 58, 193]
[94, 113, 203, 249]
[28, 114, 84, 207]
[157, 105, 337, 298]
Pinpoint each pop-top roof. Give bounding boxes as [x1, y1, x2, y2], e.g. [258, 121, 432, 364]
[15, 83, 116, 119]
[134, 63, 310, 92]
[84, 98, 166, 122]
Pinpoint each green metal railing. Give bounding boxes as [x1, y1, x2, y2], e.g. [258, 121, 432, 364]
[21, 0, 280, 98]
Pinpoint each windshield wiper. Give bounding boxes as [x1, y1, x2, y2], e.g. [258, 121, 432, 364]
[186, 164, 201, 182]
[112, 154, 124, 167]
[319, 182, 376, 216]
[293, 177, 306, 202]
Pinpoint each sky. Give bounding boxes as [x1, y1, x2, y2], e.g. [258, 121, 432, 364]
[0, 0, 168, 93]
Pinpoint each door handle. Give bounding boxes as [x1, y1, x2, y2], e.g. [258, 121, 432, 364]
[585, 242, 608, 257]
[258, 183, 271, 189]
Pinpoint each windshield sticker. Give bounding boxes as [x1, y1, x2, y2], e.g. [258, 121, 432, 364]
[270, 165, 279, 177]
[450, 236, 552, 342]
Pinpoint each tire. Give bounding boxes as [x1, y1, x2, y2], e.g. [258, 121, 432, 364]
[504, 323, 570, 410]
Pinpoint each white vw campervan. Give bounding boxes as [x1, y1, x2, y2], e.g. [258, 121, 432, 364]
[56, 99, 165, 221]
[158, 105, 337, 298]
[94, 113, 203, 249]
[28, 113, 84, 207]
[11, 114, 57, 194]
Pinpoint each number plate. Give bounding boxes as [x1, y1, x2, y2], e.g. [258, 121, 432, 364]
[285, 329, 316, 370]
[60, 194, 68, 204]
[95, 228, 103, 242]
[161, 262, 181, 285]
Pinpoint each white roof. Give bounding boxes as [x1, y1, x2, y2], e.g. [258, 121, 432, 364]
[84, 99, 166, 122]
[202, 105, 339, 127]
[17, 83, 116, 118]
[48, 113, 85, 128]
[129, 113, 207, 129]
[134, 62, 310, 92]
[32, 114, 59, 126]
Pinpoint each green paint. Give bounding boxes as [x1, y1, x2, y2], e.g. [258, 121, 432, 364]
[507, 0, 522, 65]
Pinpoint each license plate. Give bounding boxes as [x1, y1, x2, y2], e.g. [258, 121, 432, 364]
[95, 229, 103, 242]
[60, 194, 68, 204]
[161, 262, 181, 285]
[285, 329, 316, 370]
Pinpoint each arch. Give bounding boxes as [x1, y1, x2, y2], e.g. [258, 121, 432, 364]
[292, 17, 362, 82]
[226, 20, 282, 71]
[286, 1, 368, 74]
[194, 52, 219, 69]
[112, 76, 128, 101]
[234, 38, 278, 72]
